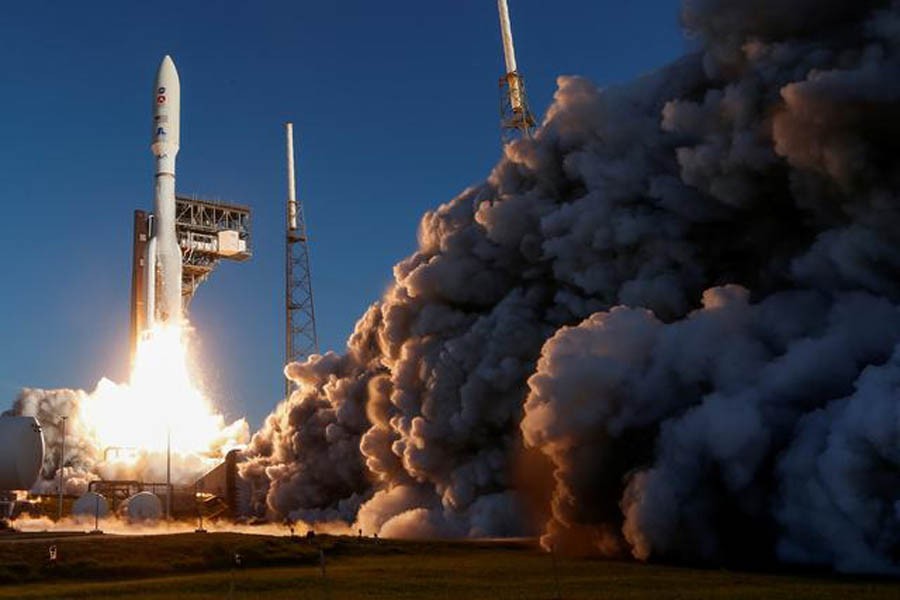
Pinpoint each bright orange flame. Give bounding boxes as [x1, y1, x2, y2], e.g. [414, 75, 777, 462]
[77, 325, 248, 475]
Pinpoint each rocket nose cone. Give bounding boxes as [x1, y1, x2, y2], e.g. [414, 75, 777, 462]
[152, 55, 181, 154]
[157, 55, 179, 82]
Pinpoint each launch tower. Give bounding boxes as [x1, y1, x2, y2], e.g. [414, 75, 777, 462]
[497, 0, 536, 143]
[130, 196, 252, 359]
[284, 123, 319, 397]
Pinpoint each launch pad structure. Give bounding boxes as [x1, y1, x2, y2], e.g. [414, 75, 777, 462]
[36, 56, 256, 525]
[130, 195, 252, 358]
[85, 449, 245, 521]
[499, 73, 536, 142]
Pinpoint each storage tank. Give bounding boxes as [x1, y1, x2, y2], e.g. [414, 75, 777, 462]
[122, 491, 162, 522]
[0, 416, 44, 491]
[72, 492, 110, 520]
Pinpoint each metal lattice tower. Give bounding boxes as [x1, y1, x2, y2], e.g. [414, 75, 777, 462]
[497, 0, 536, 144]
[285, 122, 319, 397]
[499, 73, 536, 144]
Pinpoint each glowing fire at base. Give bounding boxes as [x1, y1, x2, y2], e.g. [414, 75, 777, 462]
[75, 325, 249, 484]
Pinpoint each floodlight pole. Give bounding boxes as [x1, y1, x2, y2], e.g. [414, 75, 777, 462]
[57, 416, 68, 521]
[166, 427, 172, 521]
[195, 481, 207, 533]
[92, 494, 102, 534]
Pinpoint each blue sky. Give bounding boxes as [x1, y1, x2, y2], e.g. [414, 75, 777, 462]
[0, 1, 686, 428]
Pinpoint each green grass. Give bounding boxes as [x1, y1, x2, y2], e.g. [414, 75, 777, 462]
[0, 532, 895, 599]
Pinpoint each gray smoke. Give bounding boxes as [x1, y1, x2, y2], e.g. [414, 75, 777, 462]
[241, 0, 900, 572]
[524, 286, 900, 570]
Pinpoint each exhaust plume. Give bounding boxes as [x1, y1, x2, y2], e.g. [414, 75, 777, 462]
[6, 327, 249, 493]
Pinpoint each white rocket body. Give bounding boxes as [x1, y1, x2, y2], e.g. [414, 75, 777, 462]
[497, 0, 525, 113]
[146, 55, 182, 328]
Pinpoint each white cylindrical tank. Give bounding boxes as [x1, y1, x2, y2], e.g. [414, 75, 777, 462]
[72, 492, 110, 519]
[0, 416, 44, 491]
[122, 491, 162, 522]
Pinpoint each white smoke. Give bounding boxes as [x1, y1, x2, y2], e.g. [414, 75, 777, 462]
[7, 383, 248, 494]
[8, 388, 99, 494]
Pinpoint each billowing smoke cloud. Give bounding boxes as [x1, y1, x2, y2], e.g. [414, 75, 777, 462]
[5, 323, 250, 494]
[7, 381, 249, 495]
[240, 0, 900, 572]
[523, 287, 900, 570]
[7, 388, 99, 494]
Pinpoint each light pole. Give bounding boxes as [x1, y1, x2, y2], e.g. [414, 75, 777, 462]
[195, 482, 207, 533]
[90, 492, 102, 534]
[165, 426, 172, 521]
[57, 416, 68, 522]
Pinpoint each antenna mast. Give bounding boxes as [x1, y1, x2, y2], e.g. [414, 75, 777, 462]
[497, 0, 535, 143]
[284, 123, 319, 397]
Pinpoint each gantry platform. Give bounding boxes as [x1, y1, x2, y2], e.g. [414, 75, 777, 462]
[175, 195, 252, 302]
[129, 195, 252, 359]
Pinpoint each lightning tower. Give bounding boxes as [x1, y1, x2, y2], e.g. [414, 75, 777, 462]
[284, 123, 319, 397]
[497, 0, 536, 143]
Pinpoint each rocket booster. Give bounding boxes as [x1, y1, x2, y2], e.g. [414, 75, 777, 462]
[147, 55, 183, 328]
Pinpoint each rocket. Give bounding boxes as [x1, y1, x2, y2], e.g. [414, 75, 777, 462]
[146, 55, 183, 328]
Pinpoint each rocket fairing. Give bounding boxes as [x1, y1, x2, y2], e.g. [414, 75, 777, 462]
[146, 55, 183, 328]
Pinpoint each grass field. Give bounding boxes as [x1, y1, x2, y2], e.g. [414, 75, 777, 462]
[0, 531, 896, 599]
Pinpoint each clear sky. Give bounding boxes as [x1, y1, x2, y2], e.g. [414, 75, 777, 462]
[0, 1, 686, 428]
